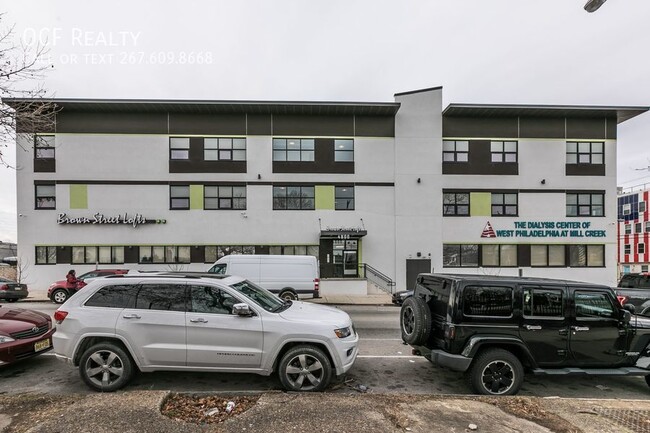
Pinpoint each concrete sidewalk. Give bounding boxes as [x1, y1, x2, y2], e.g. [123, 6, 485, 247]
[1, 391, 649, 433]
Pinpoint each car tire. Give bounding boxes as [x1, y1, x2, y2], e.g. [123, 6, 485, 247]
[468, 348, 524, 396]
[79, 342, 135, 392]
[644, 375, 650, 388]
[278, 289, 298, 301]
[400, 296, 431, 345]
[6, 298, 17, 303]
[277, 345, 332, 392]
[51, 289, 69, 304]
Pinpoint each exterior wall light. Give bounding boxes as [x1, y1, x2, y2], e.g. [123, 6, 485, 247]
[584, 0, 606, 12]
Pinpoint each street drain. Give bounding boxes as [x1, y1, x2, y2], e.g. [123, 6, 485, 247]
[597, 409, 650, 433]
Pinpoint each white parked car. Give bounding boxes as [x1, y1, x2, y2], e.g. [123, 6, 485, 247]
[52, 274, 358, 392]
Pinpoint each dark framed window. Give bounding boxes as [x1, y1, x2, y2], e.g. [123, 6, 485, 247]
[204, 185, 246, 210]
[442, 140, 469, 162]
[624, 244, 631, 255]
[35, 246, 57, 264]
[491, 193, 518, 216]
[72, 246, 99, 264]
[335, 186, 354, 210]
[85, 285, 137, 309]
[334, 139, 354, 162]
[442, 244, 478, 267]
[268, 245, 319, 256]
[273, 138, 314, 162]
[530, 245, 566, 267]
[463, 286, 513, 317]
[523, 288, 563, 317]
[169, 137, 190, 160]
[217, 245, 255, 258]
[566, 193, 604, 217]
[639, 244, 646, 255]
[569, 244, 605, 267]
[97, 246, 125, 264]
[646, 221, 650, 232]
[34, 135, 55, 159]
[636, 222, 643, 234]
[443, 193, 469, 216]
[481, 244, 517, 267]
[575, 291, 615, 319]
[566, 141, 604, 165]
[35, 184, 56, 209]
[640, 201, 647, 213]
[135, 284, 186, 312]
[204, 138, 246, 161]
[170, 185, 190, 210]
[273, 186, 315, 210]
[138, 246, 190, 264]
[625, 224, 632, 235]
[490, 141, 517, 163]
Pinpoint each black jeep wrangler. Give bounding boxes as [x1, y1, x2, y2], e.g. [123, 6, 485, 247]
[400, 273, 650, 395]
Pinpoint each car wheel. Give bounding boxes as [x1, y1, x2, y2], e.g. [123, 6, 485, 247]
[400, 296, 431, 345]
[79, 342, 134, 392]
[644, 375, 650, 388]
[6, 299, 17, 303]
[278, 345, 332, 392]
[468, 348, 524, 396]
[52, 289, 69, 304]
[278, 289, 298, 301]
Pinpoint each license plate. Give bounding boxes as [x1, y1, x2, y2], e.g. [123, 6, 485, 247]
[34, 339, 51, 352]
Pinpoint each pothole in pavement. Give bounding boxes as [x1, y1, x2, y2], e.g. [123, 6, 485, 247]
[161, 393, 260, 424]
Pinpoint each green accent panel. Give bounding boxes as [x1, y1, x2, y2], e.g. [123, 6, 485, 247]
[315, 185, 335, 210]
[470, 192, 491, 217]
[190, 185, 204, 210]
[69, 184, 87, 209]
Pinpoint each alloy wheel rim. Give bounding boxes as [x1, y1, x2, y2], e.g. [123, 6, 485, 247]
[402, 306, 415, 335]
[281, 293, 296, 301]
[481, 360, 515, 394]
[284, 354, 324, 391]
[84, 350, 125, 388]
[54, 291, 67, 303]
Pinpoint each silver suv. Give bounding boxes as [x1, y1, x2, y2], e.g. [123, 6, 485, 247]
[52, 275, 358, 392]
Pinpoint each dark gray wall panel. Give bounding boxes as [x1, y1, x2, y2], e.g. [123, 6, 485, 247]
[247, 114, 272, 135]
[519, 117, 565, 138]
[169, 113, 246, 135]
[443, 117, 518, 138]
[355, 116, 395, 137]
[56, 112, 167, 134]
[566, 118, 606, 139]
[273, 115, 354, 136]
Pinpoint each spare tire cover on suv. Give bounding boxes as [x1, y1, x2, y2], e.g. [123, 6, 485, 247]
[400, 296, 432, 345]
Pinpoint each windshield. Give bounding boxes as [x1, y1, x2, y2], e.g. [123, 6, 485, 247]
[229, 280, 287, 312]
[208, 264, 226, 275]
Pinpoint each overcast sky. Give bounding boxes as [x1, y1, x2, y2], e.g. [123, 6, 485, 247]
[1, 0, 649, 243]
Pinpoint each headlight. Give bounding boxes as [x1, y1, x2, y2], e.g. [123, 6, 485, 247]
[0, 336, 15, 344]
[334, 327, 352, 338]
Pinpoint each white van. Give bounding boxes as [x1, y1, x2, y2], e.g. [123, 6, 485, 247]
[207, 255, 319, 300]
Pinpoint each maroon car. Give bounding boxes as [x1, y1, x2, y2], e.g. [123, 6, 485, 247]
[47, 269, 129, 304]
[0, 305, 55, 366]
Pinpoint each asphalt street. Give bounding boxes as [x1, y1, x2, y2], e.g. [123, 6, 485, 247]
[2, 301, 650, 399]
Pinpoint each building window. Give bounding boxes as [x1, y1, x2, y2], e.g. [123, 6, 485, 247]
[482, 244, 518, 267]
[623, 203, 631, 215]
[566, 141, 604, 164]
[98, 246, 125, 264]
[443, 244, 478, 267]
[273, 186, 315, 210]
[335, 186, 354, 210]
[204, 185, 246, 210]
[636, 222, 643, 234]
[273, 138, 314, 162]
[170, 185, 190, 210]
[625, 224, 632, 235]
[72, 246, 99, 264]
[643, 265, 649, 273]
[491, 193, 518, 216]
[204, 138, 246, 161]
[639, 244, 646, 255]
[569, 244, 605, 267]
[531, 245, 566, 267]
[139, 246, 190, 264]
[443, 193, 470, 216]
[334, 139, 354, 162]
[646, 221, 650, 232]
[34, 135, 55, 159]
[640, 201, 647, 213]
[35, 246, 57, 264]
[170, 137, 190, 160]
[566, 193, 604, 217]
[269, 245, 319, 256]
[490, 141, 517, 163]
[624, 244, 631, 255]
[35, 184, 56, 209]
[442, 140, 469, 162]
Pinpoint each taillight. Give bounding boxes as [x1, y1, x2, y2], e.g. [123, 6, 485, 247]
[54, 310, 68, 324]
[313, 278, 320, 298]
[0, 284, 8, 291]
[617, 295, 629, 306]
[444, 324, 456, 340]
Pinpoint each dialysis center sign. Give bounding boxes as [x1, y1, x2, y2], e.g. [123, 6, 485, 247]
[481, 221, 607, 239]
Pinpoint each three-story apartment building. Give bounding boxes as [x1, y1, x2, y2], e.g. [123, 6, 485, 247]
[10, 87, 648, 293]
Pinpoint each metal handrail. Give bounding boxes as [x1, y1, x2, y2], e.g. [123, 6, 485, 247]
[359, 263, 396, 294]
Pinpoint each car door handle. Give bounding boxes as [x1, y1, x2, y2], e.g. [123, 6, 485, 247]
[190, 318, 208, 323]
[524, 325, 542, 331]
[571, 326, 590, 332]
[122, 314, 141, 319]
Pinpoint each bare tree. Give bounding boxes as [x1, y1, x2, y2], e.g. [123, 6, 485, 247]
[15, 254, 31, 285]
[0, 13, 57, 167]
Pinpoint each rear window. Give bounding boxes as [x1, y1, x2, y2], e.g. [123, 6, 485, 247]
[619, 274, 650, 289]
[463, 285, 513, 317]
[85, 285, 138, 308]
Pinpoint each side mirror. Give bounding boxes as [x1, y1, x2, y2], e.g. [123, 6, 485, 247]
[232, 303, 253, 317]
[624, 304, 636, 314]
[621, 309, 632, 324]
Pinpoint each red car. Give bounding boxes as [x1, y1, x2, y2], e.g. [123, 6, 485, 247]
[0, 305, 54, 366]
[47, 269, 129, 304]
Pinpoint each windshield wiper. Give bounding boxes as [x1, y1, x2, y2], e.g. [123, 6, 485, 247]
[273, 300, 292, 313]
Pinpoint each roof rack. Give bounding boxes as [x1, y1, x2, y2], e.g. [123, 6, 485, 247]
[104, 272, 230, 280]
